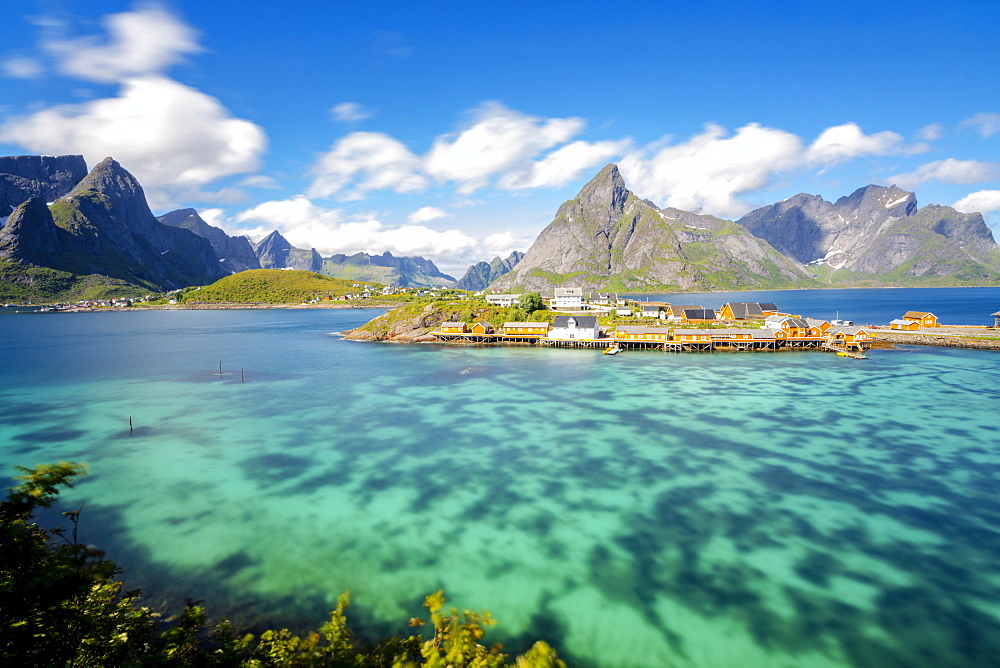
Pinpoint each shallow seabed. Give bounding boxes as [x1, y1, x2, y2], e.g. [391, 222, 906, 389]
[2, 309, 1000, 667]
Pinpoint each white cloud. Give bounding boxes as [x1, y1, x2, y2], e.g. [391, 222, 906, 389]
[619, 123, 803, 217]
[330, 102, 372, 122]
[307, 131, 427, 200]
[953, 190, 1000, 215]
[239, 175, 280, 189]
[889, 159, 1000, 188]
[805, 122, 906, 165]
[499, 139, 631, 189]
[198, 207, 226, 228]
[1, 56, 43, 79]
[234, 195, 477, 263]
[960, 112, 1000, 139]
[424, 102, 585, 193]
[0, 75, 266, 207]
[408, 206, 448, 223]
[916, 123, 944, 141]
[43, 3, 201, 84]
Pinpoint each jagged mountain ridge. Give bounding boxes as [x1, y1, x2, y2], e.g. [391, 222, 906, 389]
[246, 230, 455, 287]
[451, 251, 524, 290]
[158, 208, 261, 274]
[491, 164, 814, 292]
[736, 185, 1000, 282]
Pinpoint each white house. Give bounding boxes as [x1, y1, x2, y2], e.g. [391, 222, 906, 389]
[552, 287, 585, 309]
[548, 315, 600, 340]
[485, 293, 520, 307]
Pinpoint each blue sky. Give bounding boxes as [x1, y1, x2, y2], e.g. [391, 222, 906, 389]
[2, 0, 999, 275]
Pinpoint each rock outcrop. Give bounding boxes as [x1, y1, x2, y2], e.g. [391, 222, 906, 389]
[491, 164, 813, 292]
[158, 208, 261, 274]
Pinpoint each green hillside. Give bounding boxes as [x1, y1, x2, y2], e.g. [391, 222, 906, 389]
[0, 261, 153, 302]
[185, 269, 382, 303]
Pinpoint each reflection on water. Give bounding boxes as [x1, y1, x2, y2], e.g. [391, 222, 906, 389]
[1, 309, 1000, 667]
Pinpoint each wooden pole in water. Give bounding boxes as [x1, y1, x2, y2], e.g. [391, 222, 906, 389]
[129, 416, 133, 432]
[241, 368, 244, 383]
[219, 361, 223, 374]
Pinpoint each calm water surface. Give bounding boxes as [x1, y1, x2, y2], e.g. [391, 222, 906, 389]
[2, 296, 1000, 667]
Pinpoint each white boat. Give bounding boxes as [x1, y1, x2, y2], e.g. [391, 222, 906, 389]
[604, 346, 621, 355]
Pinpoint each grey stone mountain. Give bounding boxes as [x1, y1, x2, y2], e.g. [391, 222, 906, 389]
[490, 164, 814, 293]
[736, 184, 1000, 282]
[0, 157, 226, 292]
[254, 230, 324, 272]
[0, 155, 89, 221]
[321, 250, 456, 287]
[250, 229, 455, 287]
[158, 208, 261, 274]
[451, 251, 524, 290]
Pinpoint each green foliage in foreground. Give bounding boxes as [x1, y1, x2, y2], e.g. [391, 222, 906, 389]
[0, 463, 565, 667]
[185, 269, 383, 304]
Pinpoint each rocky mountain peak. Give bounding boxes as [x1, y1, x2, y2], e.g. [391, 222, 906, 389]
[834, 184, 917, 223]
[0, 154, 88, 216]
[0, 197, 61, 263]
[68, 157, 158, 232]
[573, 163, 631, 224]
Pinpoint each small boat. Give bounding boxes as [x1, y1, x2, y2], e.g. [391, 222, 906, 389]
[604, 346, 621, 355]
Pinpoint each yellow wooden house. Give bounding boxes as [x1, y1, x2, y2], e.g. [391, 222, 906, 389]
[470, 321, 493, 335]
[830, 326, 872, 346]
[615, 325, 669, 342]
[440, 322, 468, 334]
[902, 311, 939, 327]
[671, 329, 712, 343]
[503, 322, 549, 336]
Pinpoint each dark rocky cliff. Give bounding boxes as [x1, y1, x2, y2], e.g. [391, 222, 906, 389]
[0, 155, 89, 219]
[158, 208, 261, 274]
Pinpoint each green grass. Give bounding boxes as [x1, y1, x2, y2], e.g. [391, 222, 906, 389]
[188, 269, 382, 303]
[0, 261, 151, 302]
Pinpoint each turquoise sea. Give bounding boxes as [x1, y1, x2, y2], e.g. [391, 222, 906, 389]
[2, 287, 1000, 667]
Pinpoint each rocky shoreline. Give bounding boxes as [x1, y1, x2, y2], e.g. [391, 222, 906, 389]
[871, 329, 1000, 350]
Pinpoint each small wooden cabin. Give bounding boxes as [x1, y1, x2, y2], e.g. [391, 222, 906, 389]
[717, 302, 777, 320]
[470, 321, 493, 335]
[890, 319, 920, 331]
[440, 322, 468, 334]
[679, 308, 717, 323]
[902, 311, 939, 327]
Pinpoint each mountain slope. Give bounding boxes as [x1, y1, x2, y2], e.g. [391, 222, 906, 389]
[253, 230, 324, 272]
[491, 164, 814, 292]
[452, 251, 524, 290]
[736, 185, 1000, 284]
[158, 208, 261, 274]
